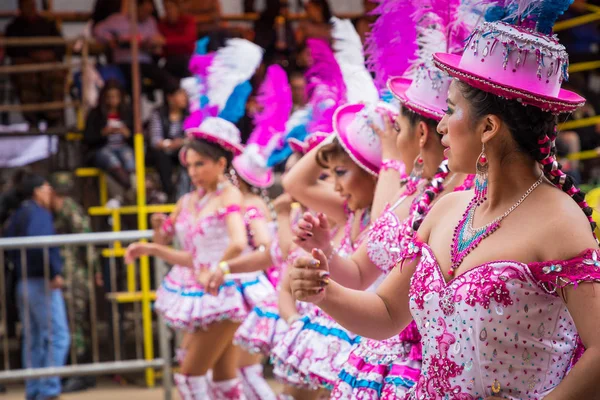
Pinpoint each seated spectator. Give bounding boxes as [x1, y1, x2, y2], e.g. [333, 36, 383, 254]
[182, 0, 221, 38]
[295, 0, 333, 45]
[90, 0, 123, 28]
[353, 0, 377, 44]
[93, 0, 176, 92]
[148, 85, 188, 199]
[4, 173, 69, 400]
[83, 81, 135, 192]
[4, 0, 66, 127]
[159, 0, 196, 79]
[290, 69, 308, 111]
[49, 172, 101, 393]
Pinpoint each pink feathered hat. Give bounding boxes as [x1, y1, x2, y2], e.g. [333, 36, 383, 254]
[333, 102, 398, 176]
[185, 117, 244, 156]
[433, 21, 585, 113]
[387, 65, 451, 122]
[232, 144, 274, 188]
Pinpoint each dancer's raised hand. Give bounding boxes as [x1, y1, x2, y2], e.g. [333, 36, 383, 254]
[289, 248, 330, 304]
[293, 212, 331, 253]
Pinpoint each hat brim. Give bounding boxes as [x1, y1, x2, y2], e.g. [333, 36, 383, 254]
[387, 76, 445, 121]
[287, 138, 307, 154]
[232, 159, 274, 189]
[433, 52, 585, 113]
[185, 129, 244, 156]
[333, 103, 379, 176]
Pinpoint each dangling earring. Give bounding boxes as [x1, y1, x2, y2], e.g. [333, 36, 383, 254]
[474, 143, 488, 204]
[406, 154, 424, 194]
[228, 168, 239, 188]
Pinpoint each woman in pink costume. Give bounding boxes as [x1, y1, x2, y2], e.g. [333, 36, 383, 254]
[289, 2, 600, 399]
[270, 102, 395, 396]
[291, 1, 479, 396]
[205, 143, 280, 400]
[231, 150, 305, 356]
[126, 117, 255, 399]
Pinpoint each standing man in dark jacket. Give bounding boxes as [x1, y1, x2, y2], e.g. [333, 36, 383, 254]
[4, 173, 70, 400]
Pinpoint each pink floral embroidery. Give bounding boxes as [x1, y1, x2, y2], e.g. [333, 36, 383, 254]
[409, 248, 443, 310]
[367, 205, 403, 273]
[416, 319, 474, 400]
[439, 264, 526, 316]
[529, 248, 600, 293]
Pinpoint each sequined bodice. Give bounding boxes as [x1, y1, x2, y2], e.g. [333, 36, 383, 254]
[175, 194, 240, 268]
[406, 243, 600, 400]
[367, 193, 414, 273]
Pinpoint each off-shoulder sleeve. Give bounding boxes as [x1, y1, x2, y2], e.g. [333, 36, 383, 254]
[529, 248, 600, 294]
[367, 205, 402, 274]
[217, 204, 242, 219]
[245, 206, 266, 221]
[397, 235, 425, 271]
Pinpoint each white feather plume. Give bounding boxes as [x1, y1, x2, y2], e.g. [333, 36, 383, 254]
[206, 38, 264, 111]
[331, 17, 379, 104]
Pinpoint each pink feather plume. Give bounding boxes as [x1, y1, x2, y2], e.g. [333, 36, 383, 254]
[305, 38, 347, 134]
[247, 64, 293, 148]
[188, 53, 215, 76]
[365, 0, 418, 89]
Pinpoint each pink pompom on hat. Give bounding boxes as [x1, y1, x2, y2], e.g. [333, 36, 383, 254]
[333, 102, 398, 176]
[287, 132, 331, 155]
[232, 144, 274, 188]
[185, 117, 245, 156]
[433, 20, 585, 113]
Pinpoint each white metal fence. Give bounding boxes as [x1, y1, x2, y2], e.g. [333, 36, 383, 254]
[0, 230, 172, 399]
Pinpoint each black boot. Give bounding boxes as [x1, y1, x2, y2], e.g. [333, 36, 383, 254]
[61, 376, 96, 393]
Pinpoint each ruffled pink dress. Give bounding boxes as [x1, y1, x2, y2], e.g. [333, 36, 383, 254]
[402, 239, 600, 399]
[233, 206, 308, 355]
[333, 193, 422, 399]
[154, 194, 273, 331]
[271, 208, 372, 390]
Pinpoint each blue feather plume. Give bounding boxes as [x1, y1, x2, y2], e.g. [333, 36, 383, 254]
[484, 0, 573, 33]
[266, 124, 308, 167]
[195, 37, 210, 55]
[536, 0, 573, 34]
[218, 81, 252, 124]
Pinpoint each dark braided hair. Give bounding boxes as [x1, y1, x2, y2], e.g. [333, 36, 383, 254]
[411, 159, 451, 232]
[456, 81, 596, 232]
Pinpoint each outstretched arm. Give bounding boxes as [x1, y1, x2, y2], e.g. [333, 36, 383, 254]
[291, 249, 416, 340]
[293, 212, 382, 290]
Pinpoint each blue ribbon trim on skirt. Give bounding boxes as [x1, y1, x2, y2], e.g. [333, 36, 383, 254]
[299, 316, 361, 345]
[252, 306, 281, 320]
[383, 375, 416, 389]
[338, 369, 382, 394]
[162, 276, 263, 297]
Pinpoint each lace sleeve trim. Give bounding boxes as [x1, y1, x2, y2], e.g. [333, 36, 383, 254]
[528, 248, 600, 294]
[217, 204, 242, 219]
[245, 206, 266, 221]
[397, 236, 425, 271]
[161, 217, 174, 235]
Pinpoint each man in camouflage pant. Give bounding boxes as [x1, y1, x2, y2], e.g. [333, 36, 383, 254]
[50, 172, 100, 393]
